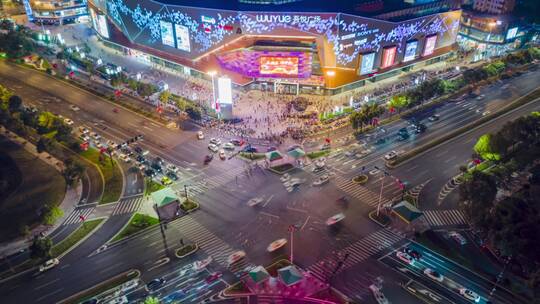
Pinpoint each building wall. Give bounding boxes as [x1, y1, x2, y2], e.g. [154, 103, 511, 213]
[30, 0, 87, 23]
[473, 0, 515, 14]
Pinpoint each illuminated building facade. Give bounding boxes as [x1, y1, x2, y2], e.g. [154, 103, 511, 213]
[30, 0, 88, 24]
[87, 0, 462, 94]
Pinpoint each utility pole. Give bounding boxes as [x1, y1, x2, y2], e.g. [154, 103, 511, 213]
[154, 203, 170, 256]
[288, 225, 296, 264]
[184, 184, 188, 200]
[375, 166, 389, 216]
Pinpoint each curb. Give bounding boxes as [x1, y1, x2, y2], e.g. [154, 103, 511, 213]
[106, 213, 159, 246]
[368, 210, 390, 228]
[55, 217, 108, 259]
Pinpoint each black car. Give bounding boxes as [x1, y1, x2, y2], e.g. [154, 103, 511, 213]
[134, 146, 143, 154]
[398, 127, 409, 135]
[146, 278, 165, 291]
[144, 169, 156, 177]
[136, 155, 146, 163]
[166, 171, 178, 181]
[151, 163, 162, 173]
[244, 146, 258, 153]
[375, 137, 387, 145]
[204, 154, 213, 164]
[415, 123, 427, 133]
[154, 157, 164, 166]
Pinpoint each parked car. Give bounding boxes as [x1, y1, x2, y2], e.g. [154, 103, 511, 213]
[415, 123, 427, 133]
[63, 118, 74, 126]
[118, 153, 131, 163]
[161, 176, 173, 186]
[204, 154, 213, 164]
[39, 258, 59, 272]
[208, 143, 219, 153]
[223, 143, 235, 150]
[205, 272, 223, 283]
[166, 171, 178, 181]
[166, 164, 178, 173]
[244, 146, 258, 153]
[108, 296, 128, 304]
[144, 169, 156, 177]
[209, 138, 221, 146]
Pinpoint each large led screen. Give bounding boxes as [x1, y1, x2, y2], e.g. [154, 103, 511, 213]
[359, 52, 375, 75]
[218, 77, 232, 104]
[174, 24, 191, 52]
[381, 46, 397, 69]
[259, 56, 299, 76]
[423, 35, 437, 56]
[506, 27, 518, 40]
[160, 21, 175, 47]
[403, 41, 418, 62]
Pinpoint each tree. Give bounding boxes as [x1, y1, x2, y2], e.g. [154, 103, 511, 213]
[0, 31, 34, 58]
[55, 123, 73, 142]
[459, 171, 497, 227]
[185, 105, 202, 121]
[473, 134, 500, 161]
[159, 90, 171, 104]
[63, 158, 85, 186]
[29, 236, 53, 260]
[37, 111, 57, 133]
[36, 136, 53, 153]
[143, 296, 160, 304]
[175, 98, 187, 111]
[42, 206, 64, 225]
[0, 84, 13, 102]
[388, 95, 409, 112]
[8, 95, 22, 112]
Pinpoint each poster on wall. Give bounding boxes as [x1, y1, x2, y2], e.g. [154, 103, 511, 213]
[260, 57, 299, 75]
[423, 35, 437, 56]
[359, 52, 375, 75]
[159, 21, 175, 47]
[174, 24, 191, 52]
[218, 77, 232, 104]
[381, 46, 397, 69]
[403, 41, 418, 62]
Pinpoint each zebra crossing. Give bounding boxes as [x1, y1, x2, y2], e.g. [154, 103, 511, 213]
[423, 209, 468, 227]
[332, 175, 392, 208]
[307, 229, 404, 281]
[112, 196, 144, 216]
[62, 206, 95, 225]
[170, 216, 255, 277]
[203, 166, 249, 189]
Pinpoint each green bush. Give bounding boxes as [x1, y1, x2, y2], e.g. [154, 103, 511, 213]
[111, 213, 159, 242]
[270, 163, 294, 173]
[42, 206, 64, 225]
[307, 150, 330, 159]
[180, 199, 198, 212]
[352, 174, 368, 184]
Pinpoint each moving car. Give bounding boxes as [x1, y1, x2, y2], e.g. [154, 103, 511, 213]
[39, 258, 59, 272]
[266, 146, 277, 152]
[90, 132, 101, 140]
[459, 288, 481, 302]
[230, 139, 244, 146]
[428, 114, 440, 122]
[313, 175, 330, 186]
[423, 268, 444, 282]
[208, 143, 219, 153]
[223, 143, 235, 150]
[166, 171, 178, 181]
[403, 247, 421, 260]
[396, 251, 414, 265]
[449, 231, 467, 245]
[161, 176, 173, 186]
[267, 239, 287, 252]
[209, 138, 221, 146]
[244, 146, 258, 153]
[247, 197, 264, 207]
[205, 272, 223, 283]
[166, 164, 178, 173]
[144, 169, 156, 177]
[415, 123, 427, 133]
[146, 278, 166, 292]
[204, 154, 213, 164]
[197, 131, 204, 140]
[384, 151, 398, 160]
[219, 149, 226, 160]
[193, 257, 213, 272]
[63, 118, 74, 126]
[70, 105, 80, 111]
[108, 296, 128, 304]
[326, 213, 345, 226]
[228, 251, 246, 265]
[369, 284, 389, 304]
[78, 126, 90, 134]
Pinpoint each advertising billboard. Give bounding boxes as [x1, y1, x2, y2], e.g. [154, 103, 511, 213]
[423, 35, 437, 56]
[403, 41, 418, 62]
[381, 46, 397, 69]
[259, 56, 299, 75]
[160, 21, 175, 47]
[506, 27, 518, 40]
[218, 77, 233, 104]
[359, 52, 375, 75]
[97, 14, 110, 38]
[174, 24, 191, 52]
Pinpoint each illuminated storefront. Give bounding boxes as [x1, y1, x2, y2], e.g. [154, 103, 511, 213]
[31, 0, 88, 24]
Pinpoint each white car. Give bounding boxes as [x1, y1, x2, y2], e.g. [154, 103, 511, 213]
[121, 280, 138, 292]
[247, 197, 264, 207]
[449, 231, 467, 245]
[423, 268, 444, 282]
[63, 118, 74, 125]
[39, 258, 59, 272]
[118, 153, 131, 163]
[459, 288, 481, 302]
[208, 143, 219, 153]
[108, 296, 128, 304]
[312, 175, 329, 186]
[193, 257, 213, 272]
[90, 132, 101, 140]
[223, 143, 235, 150]
[209, 138, 221, 146]
[228, 251, 246, 265]
[166, 164, 178, 173]
[369, 284, 390, 304]
[197, 131, 204, 140]
[80, 134, 90, 142]
[326, 213, 345, 226]
[70, 105, 80, 111]
[267, 239, 287, 252]
[396, 251, 414, 265]
[384, 151, 398, 160]
[219, 149, 226, 160]
[78, 126, 90, 134]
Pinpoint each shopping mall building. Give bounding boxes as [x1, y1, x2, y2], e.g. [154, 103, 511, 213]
[86, 0, 462, 95]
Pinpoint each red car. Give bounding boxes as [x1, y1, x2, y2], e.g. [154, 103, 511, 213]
[204, 154, 213, 164]
[205, 272, 222, 283]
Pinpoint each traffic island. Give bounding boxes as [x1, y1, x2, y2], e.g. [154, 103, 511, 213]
[175, 243, 198, 258]
[80, 148, 123, 204]
[239, 152, 266, 161]
[144, 178, 164, 196]
[180, 199, 199, 213]
[51, 217, 106, 258]
[352, 174, 368, 185]
[306, 150, 330, 159]
[368, 210, 391, 228]
[110, 213, 159, 243]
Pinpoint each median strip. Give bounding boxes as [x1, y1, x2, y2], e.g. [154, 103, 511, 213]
[51, 217, 106, 258]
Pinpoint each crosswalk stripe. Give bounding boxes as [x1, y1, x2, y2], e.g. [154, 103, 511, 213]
[332, 175, 390, 207]
[62, 207, 94, 225]
[423, 209, 467, 227]
[112, 196, 143, 216]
